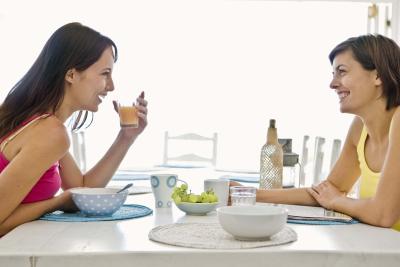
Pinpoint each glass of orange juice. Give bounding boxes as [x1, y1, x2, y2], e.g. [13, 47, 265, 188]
[118, 102, 139, 128]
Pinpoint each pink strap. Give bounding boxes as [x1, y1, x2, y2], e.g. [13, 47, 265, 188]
[0, 114, 51, 152]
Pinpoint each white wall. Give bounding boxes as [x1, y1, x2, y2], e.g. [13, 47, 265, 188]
[0, 0, 393, 172]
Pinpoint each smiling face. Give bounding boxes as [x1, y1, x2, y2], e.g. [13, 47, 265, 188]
[330, 49, 383, 115]
[64, 46, 115, 113]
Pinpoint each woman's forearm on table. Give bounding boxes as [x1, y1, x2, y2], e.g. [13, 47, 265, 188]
[0, 196, 64, 236]
[257, 187, 318, 206]
[332, 196, 397, 228]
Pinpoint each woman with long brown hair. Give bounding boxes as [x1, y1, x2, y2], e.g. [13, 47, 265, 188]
[0, 22, 148, 235]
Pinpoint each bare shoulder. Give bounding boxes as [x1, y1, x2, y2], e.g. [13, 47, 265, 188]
[346, 116, 363, 146]
[27, 116, 70, 153]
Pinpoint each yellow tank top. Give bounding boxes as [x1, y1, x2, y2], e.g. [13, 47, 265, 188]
[357, 125, 400, 231]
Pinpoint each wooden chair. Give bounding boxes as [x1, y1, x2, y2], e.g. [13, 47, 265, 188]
[163, 131, 218, 167]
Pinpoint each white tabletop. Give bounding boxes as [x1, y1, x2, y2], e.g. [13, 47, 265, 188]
[1, 168, 400, 267]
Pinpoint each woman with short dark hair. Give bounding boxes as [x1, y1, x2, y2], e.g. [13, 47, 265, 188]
[239, 34, 400, 231]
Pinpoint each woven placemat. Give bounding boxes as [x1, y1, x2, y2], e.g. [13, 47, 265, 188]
[40, 204, 153, 222]
[149, 222, 297, 249]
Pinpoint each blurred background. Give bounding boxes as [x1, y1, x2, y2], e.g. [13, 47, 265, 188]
[0, 0, 396, 173]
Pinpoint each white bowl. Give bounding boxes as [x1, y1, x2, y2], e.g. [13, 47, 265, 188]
[175, 202, 218, 216]
[70, 188, 128, 216]
[217, 205, 288, 240]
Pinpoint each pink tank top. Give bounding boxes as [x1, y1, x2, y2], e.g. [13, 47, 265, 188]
[0, 114, 61, 204]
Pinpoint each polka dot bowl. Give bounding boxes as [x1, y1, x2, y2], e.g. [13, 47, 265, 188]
[70, 188, 129, 216]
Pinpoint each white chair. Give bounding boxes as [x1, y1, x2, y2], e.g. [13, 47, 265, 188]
[299, 135, 342, 187]
[312, 137, 326, 185]
[330, 139, 342, 170]
[163, 131, 218, 167]
[71, 131, 87, 172]
[299, 135, 310, 187]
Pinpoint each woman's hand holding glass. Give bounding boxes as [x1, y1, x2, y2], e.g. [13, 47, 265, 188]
[113, 91, 148, 139]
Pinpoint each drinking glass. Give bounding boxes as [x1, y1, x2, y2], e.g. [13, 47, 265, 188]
[117, 101, 138, 128]
[230, 186, 256, 206]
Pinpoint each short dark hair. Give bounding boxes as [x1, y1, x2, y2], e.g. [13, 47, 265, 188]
[0, 22, 118, 138]
[329, 34, 400, 110]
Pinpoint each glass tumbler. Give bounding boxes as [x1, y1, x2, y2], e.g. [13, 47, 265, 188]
[230, 186, 257, 206]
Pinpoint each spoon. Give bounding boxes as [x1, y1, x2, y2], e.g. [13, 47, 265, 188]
[116, 183, 133, 194]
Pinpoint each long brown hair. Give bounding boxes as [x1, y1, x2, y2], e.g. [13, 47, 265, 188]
[0, 22, 118, 138]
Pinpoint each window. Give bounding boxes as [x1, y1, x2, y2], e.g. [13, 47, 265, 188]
[0, 0, 396, 171]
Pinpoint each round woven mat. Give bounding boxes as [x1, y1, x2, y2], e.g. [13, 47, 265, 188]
[149, 222, 297, 249]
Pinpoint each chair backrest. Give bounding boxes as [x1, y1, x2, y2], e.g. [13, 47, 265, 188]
[163, 131, 218, 167]
[330, 139, 342, 170]
[71, 131, 87, 172]
[299, 135, 310, 187]
[312, 136, 326, 185]
[299, 135, 342, 187]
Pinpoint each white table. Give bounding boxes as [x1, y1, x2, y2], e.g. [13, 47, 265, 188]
[1, 168, 400, 267]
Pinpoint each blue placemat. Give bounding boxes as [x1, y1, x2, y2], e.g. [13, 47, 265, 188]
[287, 219, 359, 225]
[215, 168, 259, 174]
[39, 204, 153, 222]
[220, 175, 259, 183]
[112, 172, 151, 181]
